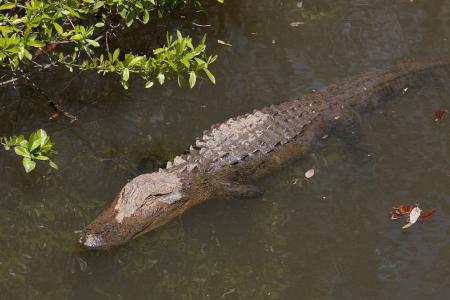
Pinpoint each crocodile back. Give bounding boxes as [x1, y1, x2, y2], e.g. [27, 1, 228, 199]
[165, 58, 450, 175]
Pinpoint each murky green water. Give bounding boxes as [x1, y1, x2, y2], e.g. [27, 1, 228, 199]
[1, 0, 449, 299]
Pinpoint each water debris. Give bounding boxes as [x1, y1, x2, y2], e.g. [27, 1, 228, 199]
[75, 257, 87, 272]
[434, 108, 447, 122]
[217, 39, 232, 47]
[402, 206, 421, 229]
[48, 111, 61, 121]
[192, 22, 212, 27]
[289, 21, 305, 27]
[402, 87, 408, 94]
[221, 288, 236, 299]
[390, 204, 436, 229]
[304, 168, 315, 179]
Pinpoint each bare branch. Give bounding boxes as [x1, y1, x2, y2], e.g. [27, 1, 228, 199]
[0, 63, 57, 87]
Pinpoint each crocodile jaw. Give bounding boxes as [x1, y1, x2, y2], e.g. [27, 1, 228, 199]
[79, 171, 185, 250]
[78, 200, 172, 250]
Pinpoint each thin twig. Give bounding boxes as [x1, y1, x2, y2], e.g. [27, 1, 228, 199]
[0, 63, 57, 87]
[58, 70, 83, 94]
[192, 22, 212, 27]
[19, 70, 79, 123]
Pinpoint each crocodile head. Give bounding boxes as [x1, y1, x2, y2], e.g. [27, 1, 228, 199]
[79, 170, 186, 250]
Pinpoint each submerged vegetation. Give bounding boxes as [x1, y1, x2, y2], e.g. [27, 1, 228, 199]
[0, 0, 221, 172]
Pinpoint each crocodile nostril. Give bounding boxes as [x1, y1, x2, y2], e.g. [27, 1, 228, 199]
[79, 233, 106, 250]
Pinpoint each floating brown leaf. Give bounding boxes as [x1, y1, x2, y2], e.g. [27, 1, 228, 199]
[398, 204, 413, 215]
[434, 108, 446, 122]
[418, 208, 436, 221]
[391, 204, 436, 228]
[391, 204, 413, 219]
[48, 111, 61, 121]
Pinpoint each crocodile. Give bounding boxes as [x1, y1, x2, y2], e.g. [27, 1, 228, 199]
[79, 58, 450, 250]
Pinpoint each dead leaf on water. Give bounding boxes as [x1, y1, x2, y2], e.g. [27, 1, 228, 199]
[289, 21, 305, 27]
[390, 204, 436, 229]
[305, 168, 315, 179]
[48, 111, 61, 121]
[418, 208, 436, 221]
[217, 40, 232, 47]
[434, 108, 447, 122]
[402, 206, 422, 229]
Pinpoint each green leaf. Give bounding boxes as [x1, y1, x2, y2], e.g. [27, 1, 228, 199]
[122, 68, 130, 81]
[95, 22, 105, 28]
[0, 3, 16, 10]
[157, 73, 165, 85]
[126, 15, 135, 27]
[93, 1, 105, 10]
[113, 48, 120, 61]
[29, 132, 41, 151]
[49, 160, 59, 170]
[189, 71, 196, 88]
[15, 146, 30, 158]
[22, 158, 36, 173]
[86, 39, 100, 47]
[203, 68, 216, 84]
[143, 10, 150, 24]
[36, 129, 48, 147]
[26, 40, 45, 48]
[62, 5, 80, 18]
[145, 81, 154, 88]
[180, 57, 190, 68]
[34, 155, 49, 161]
[128, 56, 143, 67]
[23, 49, 33, 60]
[17, 137, 26, 146]
[71, 34, 84, 41]
[177, 74, 185, 88]
[53, 23, 64, 35]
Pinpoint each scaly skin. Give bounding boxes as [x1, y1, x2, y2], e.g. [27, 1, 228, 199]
[79, 58, 450, 250]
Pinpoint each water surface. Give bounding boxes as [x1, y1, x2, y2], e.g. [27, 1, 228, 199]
[0, 0, 449, 299]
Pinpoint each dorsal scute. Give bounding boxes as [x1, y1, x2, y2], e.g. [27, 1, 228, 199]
[165, 97, 327, 174]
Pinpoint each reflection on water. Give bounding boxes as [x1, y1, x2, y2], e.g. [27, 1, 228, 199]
[0, 0, 449, 299]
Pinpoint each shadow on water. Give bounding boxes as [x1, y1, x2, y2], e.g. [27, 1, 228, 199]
[0, 0, 449, 299]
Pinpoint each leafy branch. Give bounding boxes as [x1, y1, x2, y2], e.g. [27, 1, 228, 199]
[1, 129, 58, 173]
[0, 0, 220, 88]
[61, 31, 217, 89]
[0, 0, 223, 172]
